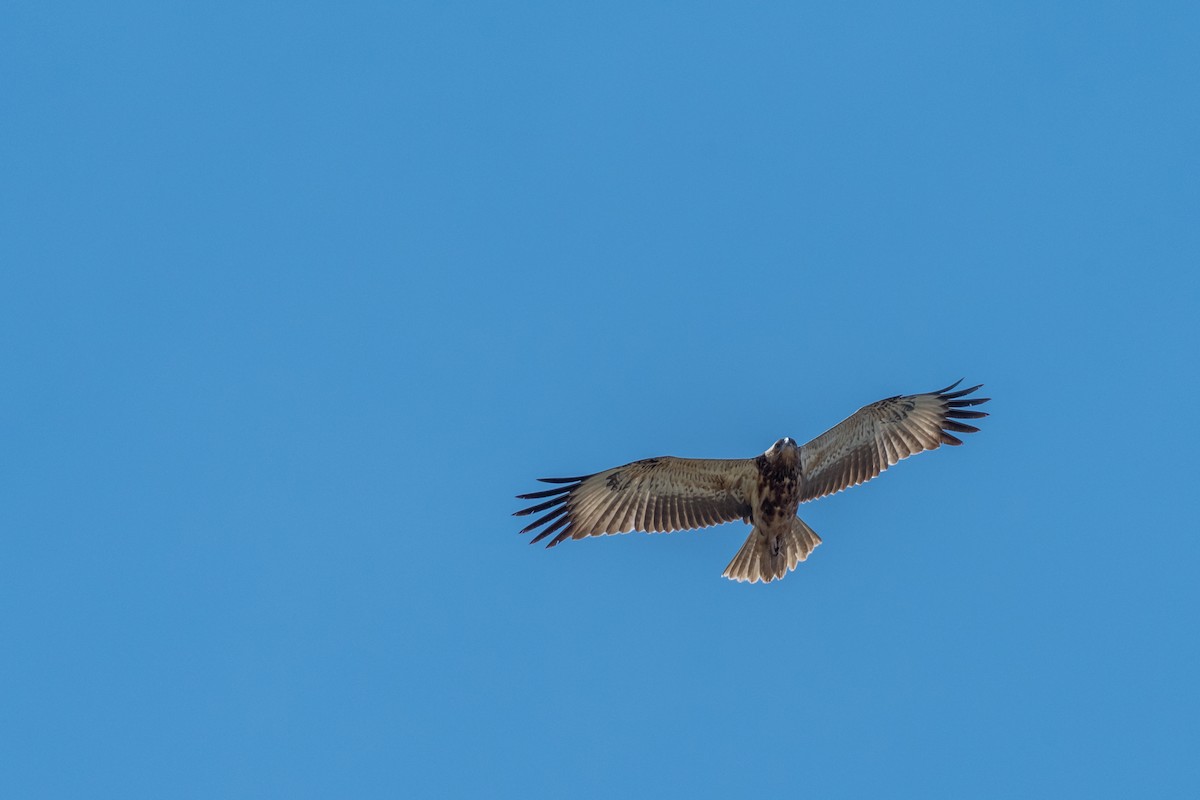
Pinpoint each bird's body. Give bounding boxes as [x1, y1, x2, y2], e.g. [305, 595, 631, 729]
[515, 380, 990, 583]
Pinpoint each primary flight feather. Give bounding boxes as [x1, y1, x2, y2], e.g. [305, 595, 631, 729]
[514, 380, 989, 584]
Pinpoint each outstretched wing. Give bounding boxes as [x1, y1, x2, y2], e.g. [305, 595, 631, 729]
[797, 380, 990, 503]
[515, 457, 758, 547]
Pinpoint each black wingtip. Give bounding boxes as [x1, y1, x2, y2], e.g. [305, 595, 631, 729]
[518, 505, 569, 534]
[933, 380, 989, 444]
[529, 516, 571, 546]
[941, 383, 983, 400]
[513, 494, 569, 518]
[932, 378, 965, 395]
[517, 473, 587, 543]
[515, 485, 573, 501]
[933, 379, 990, 405]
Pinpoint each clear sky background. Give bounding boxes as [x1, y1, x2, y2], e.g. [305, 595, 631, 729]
[4, 2, 1199, 798]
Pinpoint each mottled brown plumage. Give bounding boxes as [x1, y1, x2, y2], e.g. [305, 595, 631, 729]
[514, 380, 989, 583]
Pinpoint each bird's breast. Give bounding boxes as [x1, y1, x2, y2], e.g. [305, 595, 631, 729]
[754, 460, 802, 526]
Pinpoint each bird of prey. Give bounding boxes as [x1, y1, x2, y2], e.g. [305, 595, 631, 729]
[514, 380, 989, 584]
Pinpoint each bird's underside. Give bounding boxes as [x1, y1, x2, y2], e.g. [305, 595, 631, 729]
[514, 380, 990, 584]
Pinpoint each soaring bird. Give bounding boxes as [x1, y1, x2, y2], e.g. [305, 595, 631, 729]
[514, 380, 989, 584]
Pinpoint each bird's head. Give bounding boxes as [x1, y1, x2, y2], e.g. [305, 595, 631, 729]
[766, 437, 799, 462]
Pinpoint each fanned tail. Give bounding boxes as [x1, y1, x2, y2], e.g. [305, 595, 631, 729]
[722, 517, 822, 584]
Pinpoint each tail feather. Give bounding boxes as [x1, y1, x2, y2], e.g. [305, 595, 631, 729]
[722, 517, 822, 584]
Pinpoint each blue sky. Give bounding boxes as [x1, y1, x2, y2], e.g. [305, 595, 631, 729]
[4, 2, 1199, 797]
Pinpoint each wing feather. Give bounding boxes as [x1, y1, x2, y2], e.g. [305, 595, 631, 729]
[515, 456, 757, 547]
[632, 488, 647, 531]
[528, 513, 570, 546]
[798, 380, 990, 502]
